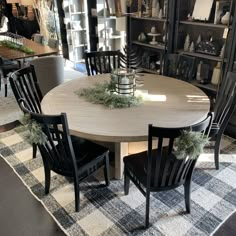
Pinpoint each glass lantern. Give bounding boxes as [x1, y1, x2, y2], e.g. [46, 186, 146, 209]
[111, 68, 136, 96]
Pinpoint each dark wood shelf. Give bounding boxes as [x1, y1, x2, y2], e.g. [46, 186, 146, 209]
[190, 80, 218, 93]
[179, 20, 228, 29]
[132, 41, 165, 50]
[131, 15, 167, 22]
[178, 50, 223, 62]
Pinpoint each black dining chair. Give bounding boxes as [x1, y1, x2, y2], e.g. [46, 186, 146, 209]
[210, 71, 236, 169]
[123, 113, 213, 228]
[85, 50, 122, 76]
[9, 65, 43, 158]
[19, 99, 110, 212]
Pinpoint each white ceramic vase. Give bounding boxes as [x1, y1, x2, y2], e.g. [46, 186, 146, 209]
[221, 11, 230, 25]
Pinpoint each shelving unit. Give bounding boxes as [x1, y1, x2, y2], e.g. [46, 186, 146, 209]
[62, 0, 88, 67]
[87, 0, 126, 52]
[128, 0, 174, 74]
[174, 0, 235, 94]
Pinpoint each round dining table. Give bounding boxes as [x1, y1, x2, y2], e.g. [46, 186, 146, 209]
[41, 73, 210, 179]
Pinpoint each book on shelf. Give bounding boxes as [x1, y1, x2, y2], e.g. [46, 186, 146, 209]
[214, 0, 231, 24]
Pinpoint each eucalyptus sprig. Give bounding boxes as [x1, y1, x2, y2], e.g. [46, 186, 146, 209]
[18, 114, 47, 145]
[174, 130, 209, 160]
[75, 82, 143, 109]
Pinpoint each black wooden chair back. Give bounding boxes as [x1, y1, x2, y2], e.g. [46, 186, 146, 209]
[30, 111, 78, 176]
[124, 113, 213, 227]
[9, 65, 43, 114]
[210, 71, 236, 169]
[146, 114, 212, 190]
[85, 50, 122, 76]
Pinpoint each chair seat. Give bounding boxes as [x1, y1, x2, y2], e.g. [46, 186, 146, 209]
[73, 139, 108, 166]
[53, 138, 109, 179]
[124, 148, 177, 189]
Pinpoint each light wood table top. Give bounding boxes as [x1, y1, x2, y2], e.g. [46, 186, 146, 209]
[0, 38, 58, 60]
[41, 73, 210, 142]
[42, 73, 210, 179]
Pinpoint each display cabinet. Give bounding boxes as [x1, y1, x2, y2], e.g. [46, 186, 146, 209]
[174, 0, 235, 94]
[62, 0, 88, 67]
[128, 0, 175, 74]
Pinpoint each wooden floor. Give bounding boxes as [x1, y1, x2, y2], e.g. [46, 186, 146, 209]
[0, 156, 65, 236]
[0, 122, 235, 236]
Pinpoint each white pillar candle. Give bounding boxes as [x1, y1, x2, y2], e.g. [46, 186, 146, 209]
[119, 76, 130, 95]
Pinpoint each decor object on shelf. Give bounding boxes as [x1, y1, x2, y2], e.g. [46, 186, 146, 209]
[196, 60, 203, 81]
[148, 32, 160, 45]
[163, 0, 168, 18]
[187, 13, 192, 21]
[138, 0, 142, 17]
[158, 8, 163, 18]
[221, 11, 230, 25]
[138, 32, 147, 42]
[127, 0, 133, 7]
[189, 41, 195, 52]
[184, 34, 190, 51]
[195, 39, 220, 56]
[142, 0, 151, 17]
[151, 0, 160, 17]
[192, 0, 214, 21]
[151, 26, 157, 34]
[211, 62, 221, 85]
[114, 0, 122, 17]
[196, 34, 202, 45]
[214, 0, 231, 24]
[199, 63, 210, 83]
[220, 43, 225, 58]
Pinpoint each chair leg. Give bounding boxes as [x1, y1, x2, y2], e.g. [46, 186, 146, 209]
[44, 166, 51, 194]
[124, 167, 130, 195]
[184, 178, 191, 213]
[104, 153, 110, 186]
[214, 134, 222, 170]
[145, 190, 150, 228]
[32, 143, 37, 159]
[4, 83, 7, 97]
[74, 178, 80, 212]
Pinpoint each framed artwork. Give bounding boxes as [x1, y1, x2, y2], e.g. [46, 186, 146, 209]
[192, 0, 214, 21]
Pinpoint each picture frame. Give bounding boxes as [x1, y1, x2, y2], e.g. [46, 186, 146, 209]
[192, 0, 214, 21]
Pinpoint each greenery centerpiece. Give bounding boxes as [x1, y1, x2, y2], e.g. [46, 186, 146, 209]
[75, 81, 143, 109]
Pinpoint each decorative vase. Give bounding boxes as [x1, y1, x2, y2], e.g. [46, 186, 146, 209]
[138, 32, 146, 42]
[221, 11, 230, 25]
[152, 0, 157, 17]
[156, 0, 160, 17]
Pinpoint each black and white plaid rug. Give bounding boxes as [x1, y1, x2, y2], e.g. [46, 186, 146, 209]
[0, 128, 236, 236]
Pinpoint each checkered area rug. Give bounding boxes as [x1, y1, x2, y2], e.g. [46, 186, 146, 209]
[0, 128, 236, 236]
